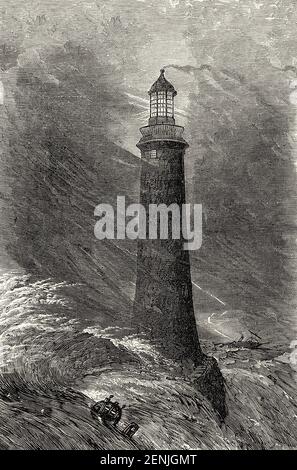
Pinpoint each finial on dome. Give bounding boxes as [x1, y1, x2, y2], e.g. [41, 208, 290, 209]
[149, 68, 177, 96]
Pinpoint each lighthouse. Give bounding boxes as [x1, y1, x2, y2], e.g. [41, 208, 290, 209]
[133, 69, 204, 367]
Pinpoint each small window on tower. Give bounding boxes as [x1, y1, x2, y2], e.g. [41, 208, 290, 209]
[144, 150, 157, 159]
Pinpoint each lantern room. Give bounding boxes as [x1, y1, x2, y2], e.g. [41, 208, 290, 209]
[148, 69, 177, 125]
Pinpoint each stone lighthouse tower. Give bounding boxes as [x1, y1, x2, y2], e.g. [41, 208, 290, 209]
[133, 69, 204, 367]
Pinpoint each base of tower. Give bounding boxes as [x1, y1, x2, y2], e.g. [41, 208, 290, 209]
[193, 355, 227, 422]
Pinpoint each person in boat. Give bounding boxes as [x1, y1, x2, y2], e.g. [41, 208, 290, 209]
[91, 395, 114, 418]
[101, 401, 125, 426]
[91, 396, 126, 426]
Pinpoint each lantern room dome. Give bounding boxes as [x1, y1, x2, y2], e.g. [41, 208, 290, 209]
[149, 69, 177, 96]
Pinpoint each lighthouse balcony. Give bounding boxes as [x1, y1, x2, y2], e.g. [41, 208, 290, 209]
[138, 124, 187, 146]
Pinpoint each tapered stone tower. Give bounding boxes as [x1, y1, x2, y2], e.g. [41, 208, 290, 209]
[133, 69, 204, 367]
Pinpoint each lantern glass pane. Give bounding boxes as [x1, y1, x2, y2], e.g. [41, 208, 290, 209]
[150, 93, 157, 116]
[167, 92, 173, 116]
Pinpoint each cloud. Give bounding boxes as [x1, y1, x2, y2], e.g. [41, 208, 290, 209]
[0, 81, 4, 105]
[169, 0, 180, 7]
[17, 48, 59, 85]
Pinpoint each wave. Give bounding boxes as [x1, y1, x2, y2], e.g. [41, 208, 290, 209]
[0, 271, 297, 449]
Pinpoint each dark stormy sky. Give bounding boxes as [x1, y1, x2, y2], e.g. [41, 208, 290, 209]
[2, 1, 297, 154]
